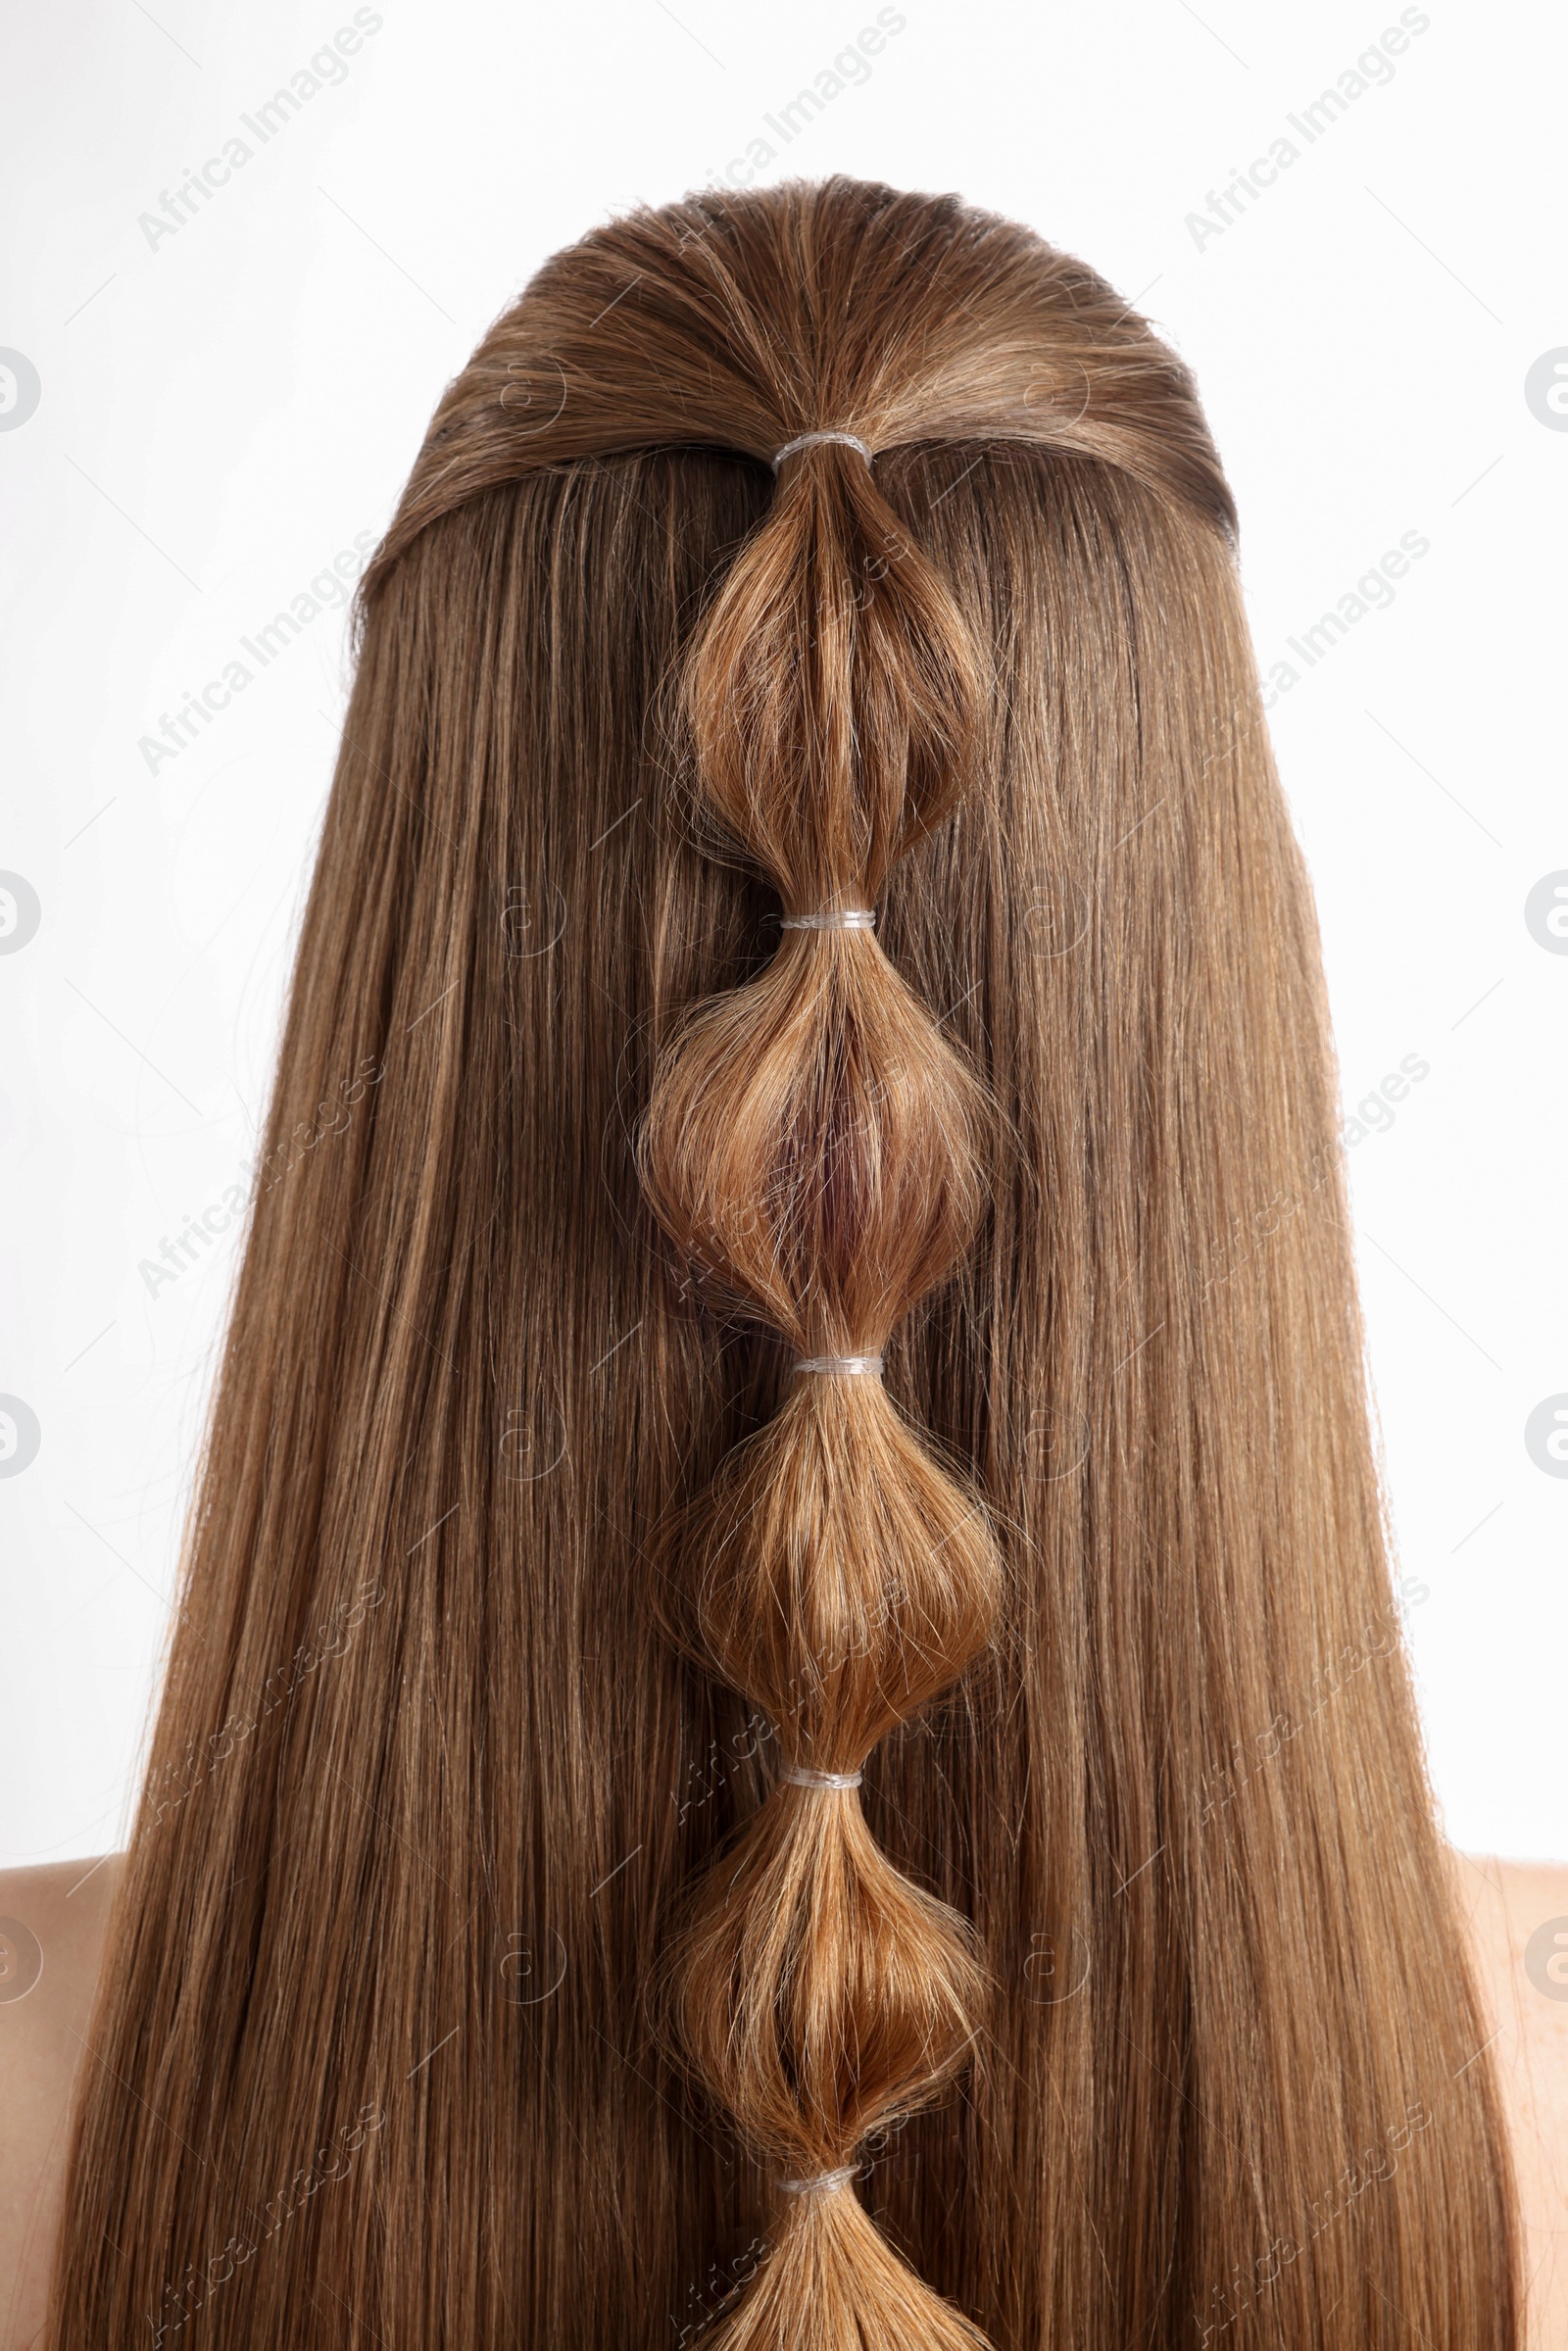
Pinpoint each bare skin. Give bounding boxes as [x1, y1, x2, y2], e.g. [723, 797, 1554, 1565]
[0, 1853, 124, 2351]
[1448, 1851, 1568, 2344]
[0, 1849, 1563, 2348]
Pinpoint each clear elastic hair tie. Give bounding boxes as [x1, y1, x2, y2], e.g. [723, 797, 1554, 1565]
[779, 1763, 863, 1791]
[778, 907, 876, 931]
[793, 1353, 883, 1376]
[771, 430, 873, 470]
[777, 2164, 859, 2197]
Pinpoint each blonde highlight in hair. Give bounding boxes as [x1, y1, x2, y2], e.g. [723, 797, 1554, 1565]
[46, 177, 1518, 2351]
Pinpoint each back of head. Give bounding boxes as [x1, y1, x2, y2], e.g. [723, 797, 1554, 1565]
[48, 176, 1517, 2351]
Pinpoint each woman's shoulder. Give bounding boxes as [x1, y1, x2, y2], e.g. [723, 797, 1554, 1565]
[1448, 1849, 1568, 2345]
[1, 1849, 1565, 2344]
[0, 1853, 124, 2351]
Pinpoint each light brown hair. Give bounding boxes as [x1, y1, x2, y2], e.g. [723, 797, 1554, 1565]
[48, 176, 1518, 2351]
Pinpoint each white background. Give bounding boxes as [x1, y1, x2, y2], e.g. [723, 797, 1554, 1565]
[0, 0, 1562, 1867]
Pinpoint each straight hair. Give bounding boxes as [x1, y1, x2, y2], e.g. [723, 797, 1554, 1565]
[48, 175, 1518, 2351]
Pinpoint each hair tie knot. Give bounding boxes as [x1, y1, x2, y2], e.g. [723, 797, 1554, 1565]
[777, 2164, 859, 2197]
[779, 907, 876, 931]
[779, 1763, 863, 1790]
[771, 430, 873, 471]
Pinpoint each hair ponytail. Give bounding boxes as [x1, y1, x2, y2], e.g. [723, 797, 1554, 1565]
[639, 432, 1004, 2346]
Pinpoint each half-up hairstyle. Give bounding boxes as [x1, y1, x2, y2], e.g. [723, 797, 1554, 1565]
[48, 177, 1518, 2351]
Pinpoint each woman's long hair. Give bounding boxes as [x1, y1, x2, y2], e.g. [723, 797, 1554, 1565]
[48, 177, 1518, 2351]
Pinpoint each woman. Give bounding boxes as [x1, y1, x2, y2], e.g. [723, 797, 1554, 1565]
[2, 176, 1562, 2350]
